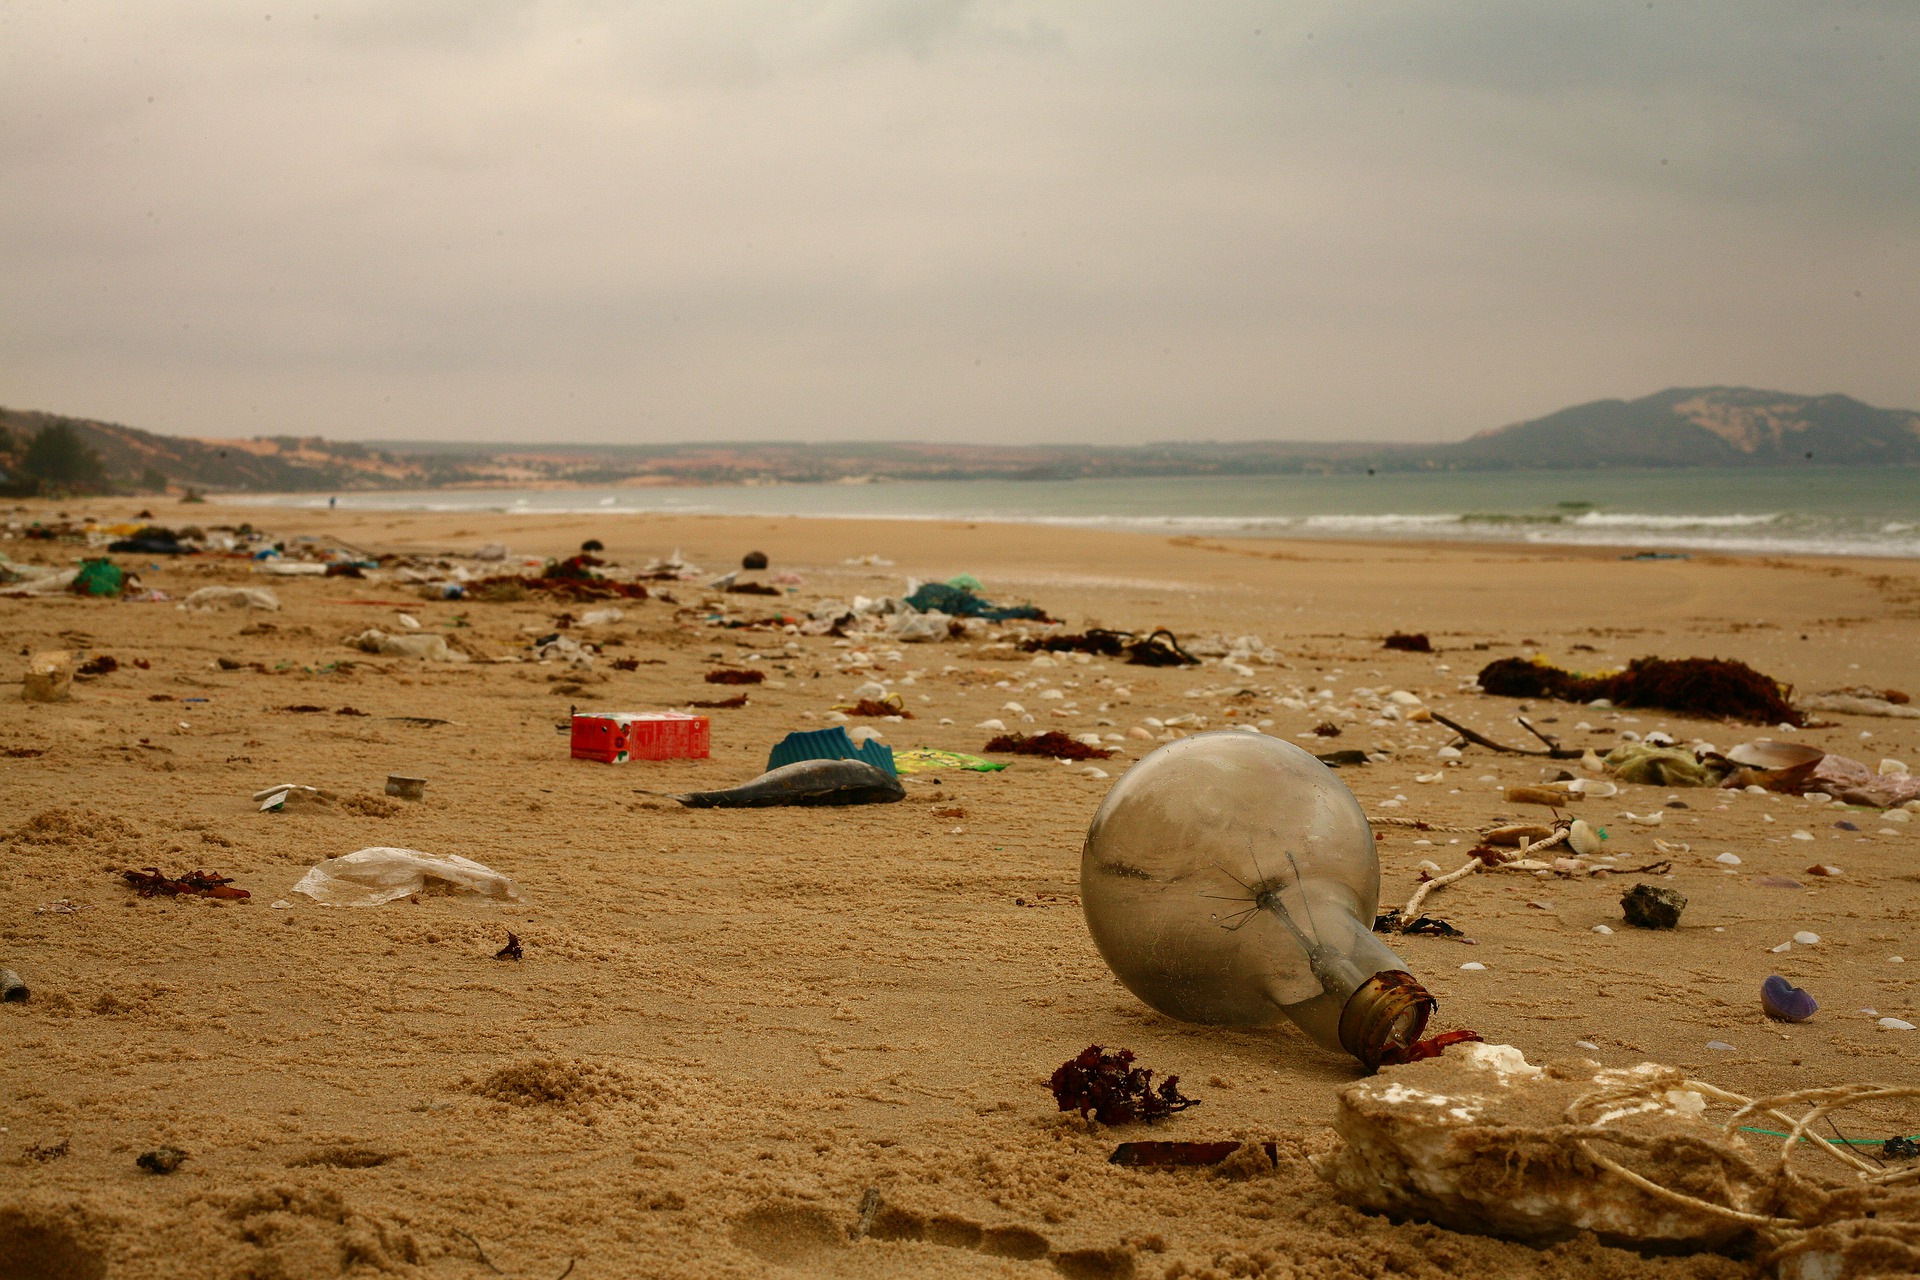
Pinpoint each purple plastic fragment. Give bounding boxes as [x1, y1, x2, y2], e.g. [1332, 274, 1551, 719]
[1762, 975, 1817, 1023]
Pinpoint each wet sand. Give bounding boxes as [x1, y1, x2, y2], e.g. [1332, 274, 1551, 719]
[3, 498, 1917, 1279]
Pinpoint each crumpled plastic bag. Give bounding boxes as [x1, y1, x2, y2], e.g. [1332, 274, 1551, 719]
[292, 847, 521, 906]
[350, 629, 467, 661]
[890, 608, 952, 642]
[183, 585, 281, 611]
[1604, 743, 1724, 788]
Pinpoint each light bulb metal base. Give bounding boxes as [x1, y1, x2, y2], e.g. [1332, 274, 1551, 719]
[1338, 970, 1436, 1069]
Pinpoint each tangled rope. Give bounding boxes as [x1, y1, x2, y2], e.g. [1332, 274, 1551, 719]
[1563, 1073, 1920, 1262]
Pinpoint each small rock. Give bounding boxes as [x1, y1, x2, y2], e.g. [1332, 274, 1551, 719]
[1789, 830, 1814, 841]
[1793, 931, 1820, 945]
[1715, 852, 1742, 866]
[1591, 925, 1613, 935]
[138, 1147, 188, 1175]
[1619, 883, 1686, 930]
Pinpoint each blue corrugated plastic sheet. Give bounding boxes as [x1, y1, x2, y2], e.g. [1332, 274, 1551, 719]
[766, 725, 897, 776]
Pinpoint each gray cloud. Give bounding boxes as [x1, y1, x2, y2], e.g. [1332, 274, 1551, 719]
[3, 1, 1915, 444]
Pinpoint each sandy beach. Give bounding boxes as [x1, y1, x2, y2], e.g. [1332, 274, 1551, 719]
[4, 499, 1918, 1280]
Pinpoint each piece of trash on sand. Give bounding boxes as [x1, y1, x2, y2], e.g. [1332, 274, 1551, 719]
[1477, 655, 1802, 725]
[1049, 1045, 1199, 1125]
[1619, 884, 1686, 929]
[1108, 1140, 1274, 1168]
[349, 629, 467, 661]
[137, 1147, 188, 1174]
[292, 847, 521, 907]
[254, 783, 331, 812]
[1081, 732, 1441, 1068]
[1314, 749, 1368, 768]
[495, 930, 523, 961]
[1797, 690, 1920, 719]
[1315, 1042, 1768, 1248]
[182, 585, 280, 611]
[570, 711, 709, 763]
[123, 868, 250, 899]
[1880, 1017, 1916, 1031]
[385, 774, 426, 801]
[662, 759, 905, 808]
[1761, 975, 1817, 1022]
[765, 724, 896, 775]
[21, 651, 74, 703]
[984, 730, 1114, 760]
[892, 748, 1008, 775]
[1, 968, 27, 1002]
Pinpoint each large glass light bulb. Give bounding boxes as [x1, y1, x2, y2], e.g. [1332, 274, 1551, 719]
[1080, 731, 1434, 1068]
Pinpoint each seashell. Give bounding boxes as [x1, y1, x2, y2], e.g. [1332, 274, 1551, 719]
[1566, 819, 1604, 856]
[1617, 810, 1663, 825]
[1761, 975, 1817, 1022]
[1567, 779, 1617, 798]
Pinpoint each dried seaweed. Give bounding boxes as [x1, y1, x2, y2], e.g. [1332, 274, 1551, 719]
[1050, 1045, 1198, 1125]
[688, 693, 750, 709]
[1383, 632, 1432, 653]
[122, 868, 250, 900]
[76, 655, 120, 676]
[495, 931, 523, 961]
[1372, 911, 1465, 938]
[1125, 629, 1199, 667]
[983, 731, 1113, 760]
[704, 668, 765, 685]
[725, 582, 782, 596]
[1018, 629, 1132, 658]
[1477, 655, 1802, 725]
[471, 573, 650, 602]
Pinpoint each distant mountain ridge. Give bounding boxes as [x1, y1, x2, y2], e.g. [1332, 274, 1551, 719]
[1446, 386, 1920, 468]
[1, 385, 1914, 494]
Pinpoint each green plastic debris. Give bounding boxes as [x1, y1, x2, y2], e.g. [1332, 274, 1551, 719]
[894, 748, 1008, 775]
[71, 558, 125, 597]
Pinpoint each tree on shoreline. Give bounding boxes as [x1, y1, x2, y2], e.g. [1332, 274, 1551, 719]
[21, 422, 109, 492]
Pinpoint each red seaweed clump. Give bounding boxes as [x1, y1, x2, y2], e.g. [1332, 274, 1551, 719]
[704, 669, 766, 685]
[1049, 1046, 1198, 1125]
[983, 731, 1113, 760]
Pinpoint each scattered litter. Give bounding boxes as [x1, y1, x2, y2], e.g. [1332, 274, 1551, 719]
[254, 783, 330, 812]
[71, 557, 126, 596]
[292, 847, 521, 907]
[1619, 884, 1686, 930]
[137, 1147, 188, 1175]
[21, 650, 73, 703]
[1049, 1045, 1198, 1125]
[1, 968, 27, 1003]
[661, 759, 905, 808]
[766, 725, 896, 775]
[385, 775, 426, 801]
[1477, 655, 1802, 725]
[571, 711, 709, 763]
[182, 586, 280, 611]
[495, 931, 523, 961]
[1314, 749, 1368, 768]
[903, 581, 1050, 622]
[1382, 632, 1432, 653]
[1108, 1141, 1268, 1168]
[1761, 976, 1817, 1022]
[892, 748, 1007, 775]
[1799, 691, 1920, 719]
[123, 867, 250, 899]
[985, 730, 1114, 760]
[350, 629, 466, 661]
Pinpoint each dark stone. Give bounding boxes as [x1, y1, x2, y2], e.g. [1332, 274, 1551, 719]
[1620, 883, 1686, 930]
[742, 550, 769, 570]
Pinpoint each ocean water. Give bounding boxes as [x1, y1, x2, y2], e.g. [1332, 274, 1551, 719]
[228, 466, 1920, 559]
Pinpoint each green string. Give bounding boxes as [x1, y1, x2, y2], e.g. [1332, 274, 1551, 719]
[1738, 1126, 1920, 1146]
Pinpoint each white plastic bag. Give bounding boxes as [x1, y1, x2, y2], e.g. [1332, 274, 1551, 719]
[183, 586, 281, 611]
[292, 847, 521, 907]
[350, 629, 466, 661]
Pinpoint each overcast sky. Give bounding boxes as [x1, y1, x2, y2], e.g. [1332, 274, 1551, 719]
[3, 2, 1916, 445]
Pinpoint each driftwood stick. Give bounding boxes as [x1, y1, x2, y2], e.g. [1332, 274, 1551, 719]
[1399, 829, 1570, 920]
[1431, 712, 1581, 759]
[1516, 715, 1562, 751]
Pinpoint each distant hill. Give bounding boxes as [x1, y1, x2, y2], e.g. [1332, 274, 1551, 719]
[2, 385, 1914, 494]
[1439, 387, 1920, 469]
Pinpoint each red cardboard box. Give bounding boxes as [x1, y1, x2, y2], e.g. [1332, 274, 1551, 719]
[570, 711, 710, 763]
